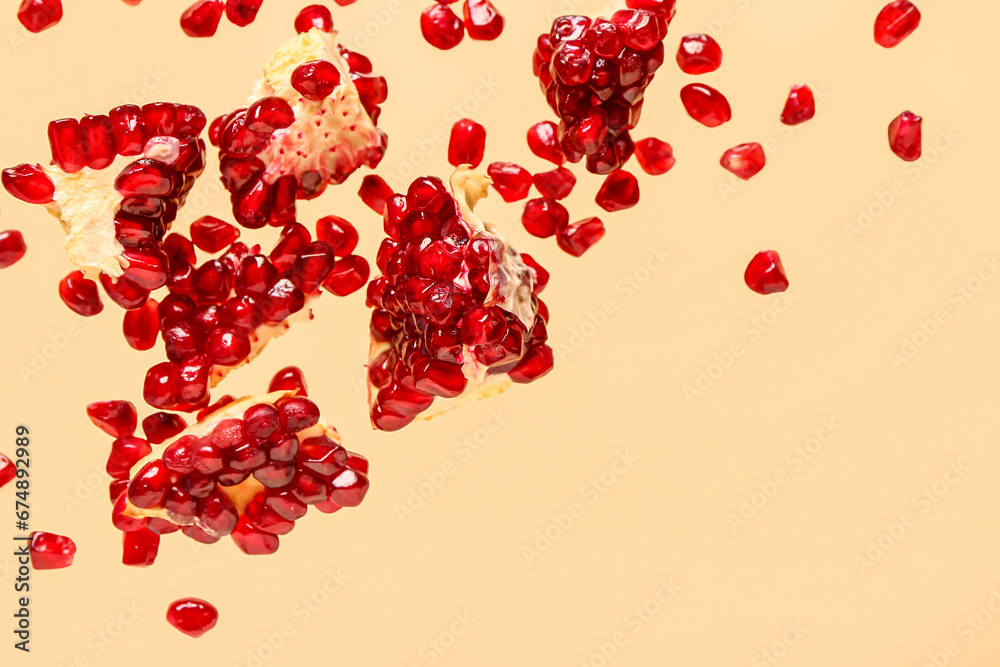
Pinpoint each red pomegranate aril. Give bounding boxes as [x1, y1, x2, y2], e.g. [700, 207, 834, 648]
[254, 461, 296, 488]
[553, 40, 595, 86]
[174, 355, 211, 405]
[262, 279, 305, 321]
[291, 60, 342, 101]
[122, 249, 170, 291]
[487, 162, 532, 202]
[532, 167, 576, 200]
[122, 528, 159, 567]
[676, 34, 723, 74]
[463, 0, 504, 40]
[232, 516, 280, 554]
[295, 4, 333, 33]
[17, 0, 63, 32]
[225, 0, 262, 26]
[745, 250, 789, 295]
[264, 490, 308, 520]
[269, 367, 309, 396]
[316, 216, 359, 257]
[128, 460, 170, 508]
[0, 231, 27, 269]
[180, 0, 224, 37]
[448, 119, 487, 168]
[47, 119, 86, 173]
[520, 254, 549, 293]
[874, 0, 921, 48]
[245, 97, 295, 136]
[205, 327, 251, 366]
[585, 18, 625, 58]
[888, 111, 922, 162]
[421, 4, 465, 50]
[412, 358, 468, 398]
[109, 105, 148, 156]
[166, 598, 218, 638]
[509, 344, 555, 383]
[122, 297, 160, 350]
[193, 259, 233, 303]
[87, 400, 138, 438]
[142, 412, 188, 444]
[29, 532, 76, 570]
[680, 84, 732, 127]
[190, 216, 240, 253]
[292, 242, 335, 293]
[107, 436, 153, 479]
[528, 122, 566, 165]
[235, 255, 278, 298]
[80, 115, 117, 169]
[611, 9, 661, 51]
[780, 84, 816, 126]
[359, 175, 393, 214]
[323, 255, 370, 296]
[162, 321, 205, 362]
[228, 443, 267, 472]
[557, 217, 605, 257]
[551, 15, 591, 42]
[115, 159, 176, 197]
[634, 138, 675, 175]
[144, 362, 179, 409]
[142, 103, 178, 136]
[0, 454, 16, 489]
[277, 397, 320, 431]
[101, 274, 150, 311]
[595, 170, 640, 212]
[221, 295, 264, 331]
[328, 469, 369, 507]
[522, 198, 569, 238]
[721, 142, 766, 180]
[2, 163, 55, 204]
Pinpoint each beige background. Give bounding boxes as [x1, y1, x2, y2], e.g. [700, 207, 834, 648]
[2, 0, 999, 665]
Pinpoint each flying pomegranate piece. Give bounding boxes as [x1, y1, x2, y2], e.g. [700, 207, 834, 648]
[98, 371, 370, 561]
[0, 230, 27, 269]
[29, 531, 76, 570]
[366, 166, 554, 432]
[420, 0, 505, 50]
[888, 111, 922, 162]
[17, 0, 63, 33]
[2, 103, 208, 312]
[874, 0, 921, 48]
[0, 453, 15, 489]
[166, 598, 219, 638]
[720, 142, 766, 180]
[744, 250, 789, 295]
[211, 25, 388, 228]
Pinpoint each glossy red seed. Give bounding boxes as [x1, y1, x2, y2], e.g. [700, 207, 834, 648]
[205, 327, 251, 366]
[532, 167, 576, 200]
[634, 138, 675, 175]
[110, 105, 148, 156]
[780, 84, 816, 126]
[245, 97, 295, 135]
[180, 0, 224, 37]
[744, 250, 789, 295]
[720, 142, 766, 180]
[0, 454, 16, 489]
[421, 4, 465, 50]
[552, 39, 594, 86]
[2, 163, 55, 204]
[122, 297, 160, 350]
[190, 216, 240, 253]
[520, 253, 549, 293]
[100, 274, 150, 311]
[106, 436, 153, 479]
[323, 255, 370, 296]
[595, 170, 640, 212]
[291, 60, 342, 101]
[295, 4, 333, 32]
[509, 344, 555, 383]
[359, 175, 393, 214]
[47, 118, 86, 173]
[463, 0, 504, 40]
[522, 198, 569, 238]
[122, 248, 170, 291]
[87, 400, 138, 438]
[115, 159, 176, 197]
[29, 532, 76, 570]
[0, 231, 27, 269]
[315, 216, 359, 257]
[676, 34, 722, 74]
[874, 0, 920, 48]
[610, 9, 661, 51]
[888, 111, 922, 162]
[166, 598, 218, 638]
[626, 0, 676, 19]
[680, 83, 732, 127]
[232, 516, 280, 554]
[448, 119, 487, 168]
[17, 0, 62, 33]
[527, 121, 566, 165]
[79, 115, 117, 169]
[141, 412, 188, 444]
[225, 0, 262, 27]
[487, 162, 533, 202]
[293, 241, 335, 293]
[557, 217, 605, 257]
[269, 367, 309, 396]
[122, 528, 159, 567]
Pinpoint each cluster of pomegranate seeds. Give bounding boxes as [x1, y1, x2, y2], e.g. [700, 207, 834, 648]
[874, 0, 921, 48]
[0, 453, 15, 489]
[29, 531, 76, 570]
[676, 34, 722, 74]
[744, 251, 789, 295]
[17, 0, 62, 33]
[680, 83, 731, 127]
[420, 0, 504, 50]
[720, 143, 766, 181]
[448, 119, 487, 169]
[179, 0, 263, 38]
[780, 85, 816, 126]
[166, 598, 219, 638]
[366, 167, 554, 431]
[0, 231, 27, 269]
[888, 111, 922, 161]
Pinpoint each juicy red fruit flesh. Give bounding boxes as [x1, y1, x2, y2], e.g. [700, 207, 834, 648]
[680, 84, 732, 127]
[0, 453, 16, 489]
[874, 0, 921, 48]
[780, 84, 816, 126]
[421, 4, 465, 50]
[59, 272, 104, 316]
[29, 531, 76, 570]
[676, 34, 723, 74]
[595, 170, 640, 212]
[487, 162, 532, 202]
[17, 0, 63, 33]
[166, 598, 218, 638]
[0, 231, 27, 269]
[888, 111, 922, 162]
[745, 250, 789, 295]
[634, 138, 675, 175]
[720, 143, 766, 180]
[295, 5, 334, 33]
[448, 119, 487, 169]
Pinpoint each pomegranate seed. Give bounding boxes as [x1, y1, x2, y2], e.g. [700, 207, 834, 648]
[522, 198, 569, 238]
[520, 254, 549, 294]
[0, 454, 16, 489]
[128, 459, 171, 508]
[720, 142, 766, 180]
[109, 105, 149, 155]
[316, 216, 359, 257]
[328, 469, 369, 507]
[676, 34, 723, 74]
[47, 118, 86, 173]
[780, 84, 816, 126]
[509, 344, 555, 383]
[585, 18, 625, 58]
[551, 15, 592, 43]
[121, 248, 170, 291]
[359, 175, 393, 214]
[874, 0, 921, 48]
[269, 367, 309, 395]
[80, 114, 117, 169]
[626, 0, 676, 19]
[532, 167, 576, 200]
[0, 231, 27, 269]
[106, 436, 153, 478]
[205, 327, 251, 366]
[888, 111, 922, 162]
[225, 0, 262, 27]
[557, 217, 605, 257]
[323, 255, 370, 296]
[101, 274, 150, 311]
[115, 159, 177, 197]
[680, 83, 732, 127]
[180, 0, 224, 37]
[634, 138, 675, 175]
[142, 413, 188, 444]
[122, 528, 160, 567]
[166, 598, 218, 638]
[245, 97, 295, 134]
[295, 4, 333, 33]
[87, 400, 138, 438]
[610, 9, 661, 51]
[552, 40, 595, 86]
[190, 216, 240, 253]
[463, 0, 504, 41]
[2, 163, 55, 204]
[17, 0, 62, 33]
[448, 119, 487, 168]
[595, 170, 640, 212]
[291, 60, 342, 101]
[29, 532, 76, 570]
[527, 122, 566, 165]
[421, 4, 465, 50]
[744, 250, 789, 295]
[58, 271, 104, 316]
[232, 516, 280, 554]
[122, 297, 160, 350]
[487, 162, 533, 202]
[292, 241, 335, 293]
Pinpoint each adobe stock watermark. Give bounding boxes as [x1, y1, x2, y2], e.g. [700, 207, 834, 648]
[577, 579, 682, 667]
[703, 0, 755, 38]
[682, 292, 798, 404]
[346, 0, 405, 51]
[403, 611, 477, 667]
[8, 0, 76, 54]
[521, 449, 638, 566]
[920, 588, 1000, 667]
[393, 407, 510, 523]
[751, 621, 809, 667]
[107, 65, 169, 109]
[844, 126, 959, 244]
[726, 418, 843, 534]
[54, 601, 143, 667]
[62, 461, 112, 514]
[887, 255, 999, 372]
[853, 460, 969, 575]
[17, 321, 84, 386]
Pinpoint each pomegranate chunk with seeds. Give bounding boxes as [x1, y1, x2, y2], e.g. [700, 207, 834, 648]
[0, 231, 27, 269]
[166, 598, 218, 638]
[680, 83, 731, 127]
[17, 0, 62, 33]
[634, 138, 675, 175]
[29, 531, 76, 570]
[448, 119, 487, 169]
[874, 0, 921, 48]
[745, 251, 789, 295]
[487, 162, 532, 202]
[780, 84, 816, 126]
[676, 34, 722, 74]
[366, 167, 554, 431]
[0, 453, 15, 489]
[720, 143, 766, 180]
[888, 111, 922, 162]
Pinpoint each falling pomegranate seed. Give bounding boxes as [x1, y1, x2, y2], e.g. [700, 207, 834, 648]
[676, 34, 723, 74]
[59, 271, 104, 316]
[224, 0, 262, 27]
[316, 216, 359, 257]
[487, 162, 533, 202]
[122, 528, 160, 567]
[463, 0, 504, 41]
[190, 216, 240, 253]
[720, 143, 766, 180]
[291, 60, 343, 101]
[142, 412, 188, 444]
[421, 4, 465, 50]
[123, 298, 160, 351]
[180, 0, 224, 37]
[526, 122, 565, 166]
[0, 453, 16, 489]
[322, 255, 370, 296]
[595, 170, 640, 212]
[680, 83, 732, 127]
[29, 531, 76, 570]
[166, 598, 219, 638]
[888, 111, 922, 162]
[87, 400, 139, 438]
[268, 366, 308, 395]
[448, 119, 487, 169]
[2, 164, 55, 203]
[780, 84, 816, 126]
[874, 0, 921, 48]
[0, 231, 27, 269]
[557, 218, 606, 257]
[532, 167, 577, 200]
[17, 0, 62, 33]
[634, 138, 675, 175]
[522, 198, 570, 238]
[744, 250, 789, 295]
[295, 4, 333, 33]
[359, 175, 393, 214]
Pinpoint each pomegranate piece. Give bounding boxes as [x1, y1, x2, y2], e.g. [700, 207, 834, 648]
[634, 138, 675, 175]
[557, 217, 605, 258]
[87, 400, 138, 438]
[29, 531, 76, 570]
[595, 170, 640, 212]
[522, 198, 569, 238]
[874, 0, 921, 48]
[268, 366, 308, 395]
[463, 0, 504, 41]
[166, 598, 218, 638]
[225, 0, 262, 27]
[676, 34, 723, 74]
[0, 231, 27, 269]
[17, 0, 62, 33]
[720, 143, 766, 180]
[59, 271, 104, 316]
[180, 0, 225, 37]
[527, 122, 565, 166]
[888, 111, 922, 162]
[190, 216, 240, 253]
[487, 162, 533, 202]
[122, 297, 160, 350]
[142, 412, 188, 444]
[780, 84, 816, 126]
[421, 4, 465, 50]
[532, 167, 576, 200]
[680, 83, 732, 127]
[744, 250, 789, 295]
[359, 175, 393, 214]
[122, 528, 159, 567]
[291, 60, 343, 101]
[0, 453, 15, 489]
[448, 119, 487, 169]
[295, 5, 333, 33]
[1, 164, 54, 203]
[366, 167, 553, 431]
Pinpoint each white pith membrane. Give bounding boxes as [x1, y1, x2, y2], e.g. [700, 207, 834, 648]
[368, 166, 538, 421]
[249, 28, 386, 186]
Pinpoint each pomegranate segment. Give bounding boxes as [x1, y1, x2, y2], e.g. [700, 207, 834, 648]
[888, 111, 922, 162]
[780, 84, 816, 126]
[874, 0, 921, 48]
[720, 143, 766, 180]
[366, 167, 553, 431]
[676, 34, 723, 74]
[0, 453, 15, 489]
[744, 250, 789, 295]
[166, 598, 218, 638]
[29, 531, 76, 570]
[0, 231, 27, 269]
